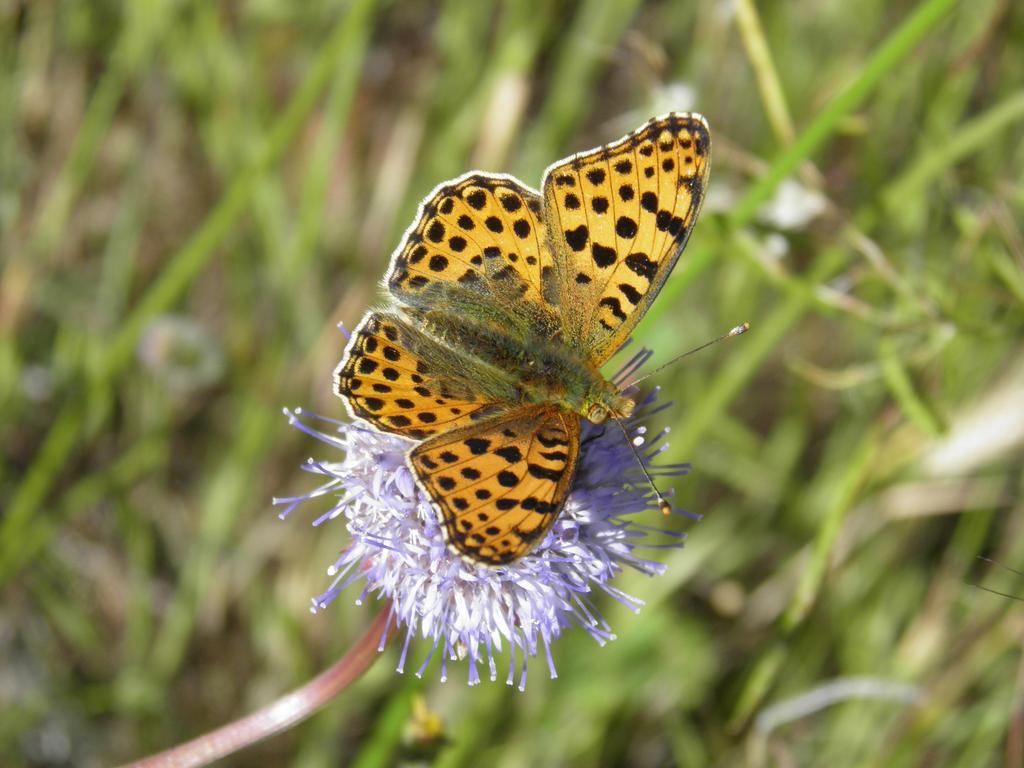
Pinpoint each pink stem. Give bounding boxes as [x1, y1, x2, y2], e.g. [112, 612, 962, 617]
[122, 602, 393, 768]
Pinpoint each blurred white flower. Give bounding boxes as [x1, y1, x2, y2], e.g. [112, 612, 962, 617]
[758, 178, 827, 230]
[137, 315, 224, 393]
[614, 82, 699, 137]
[704, 180, 740, 215]
[762, 232, 790, 261]
[649, 82, 698, 116]
[20, 365, 55, 402]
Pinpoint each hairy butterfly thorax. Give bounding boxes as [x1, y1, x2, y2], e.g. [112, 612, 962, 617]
[335, 112, 710, 565]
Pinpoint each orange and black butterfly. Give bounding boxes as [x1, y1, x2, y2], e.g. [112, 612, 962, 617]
[335, 113, 710, 565]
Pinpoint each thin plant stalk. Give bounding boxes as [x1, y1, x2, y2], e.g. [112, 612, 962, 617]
[122, 602, 393, 768]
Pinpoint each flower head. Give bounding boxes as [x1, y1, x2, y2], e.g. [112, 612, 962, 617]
[275, 347, 694, 690]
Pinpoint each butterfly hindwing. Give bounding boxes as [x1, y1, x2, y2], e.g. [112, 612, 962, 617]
[542, 113, 710, 363]
[409, 406, 581, 566]
[335, 311, 516, 439]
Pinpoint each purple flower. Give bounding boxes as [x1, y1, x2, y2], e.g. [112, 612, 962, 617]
[275, 348, 695, 690]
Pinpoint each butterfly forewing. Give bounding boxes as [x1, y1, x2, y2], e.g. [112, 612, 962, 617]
[387, 173, 559, 315]
[409, 406, 581, 565]
[542, 113, 710, 364]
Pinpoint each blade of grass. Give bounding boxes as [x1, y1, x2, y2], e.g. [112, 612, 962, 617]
[518, 0, 644, 175]
[0, 0, 379, 584]
[734, 0, 796, 146]
[882, 89, 1024, 211]
[24, 0, 171, 261]
[148, 394, 277, 680]
[878, 336, 946, 438]
[669, 247, 847, 458]
[727, 0, 960, 228]
[783, 425, 878, 630]
[647, 0, 961, 326]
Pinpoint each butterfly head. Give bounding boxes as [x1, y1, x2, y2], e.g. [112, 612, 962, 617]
[584, 389, 635, 424]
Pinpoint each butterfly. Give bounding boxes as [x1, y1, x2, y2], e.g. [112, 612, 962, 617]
[334, 113, 710, 566]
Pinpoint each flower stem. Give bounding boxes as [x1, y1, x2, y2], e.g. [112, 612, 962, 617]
[122, 602, 393, 768]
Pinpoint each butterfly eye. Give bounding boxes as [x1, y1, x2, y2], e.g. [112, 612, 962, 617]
[586, 404, 609, 424]
[617, 398, 635, 419]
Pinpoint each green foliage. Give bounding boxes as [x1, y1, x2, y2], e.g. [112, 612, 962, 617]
[2, 0, 1023, 765]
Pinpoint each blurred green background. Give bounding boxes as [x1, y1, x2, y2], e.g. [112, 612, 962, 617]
[3, 0, 1024, 765]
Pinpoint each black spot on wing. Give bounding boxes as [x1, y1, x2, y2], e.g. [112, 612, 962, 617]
[497, 470, 519, 488]
[527, 463, 565, 481]
[618, 283, 642, 305]
[464, 437, 491, 455]
[495, 445, 523, 463]
[500, 193, 522, 212]
[540, 450, 567, 461]
[537, 433, 567, 448]
[624, 252, 657, 280]
[564, 225, 589, 252]
[599, 296, 627, 321]
[427, 221, 445, 243]
[591, 243, 616, 268]
[616, 216, 638, 239]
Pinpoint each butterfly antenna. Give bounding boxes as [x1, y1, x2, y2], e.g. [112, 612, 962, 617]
[977, 555, 1024, 578]
[628, 322, 750, 386]
[611, 322, 750, 514]
[613, 417, 673, 516]
[973, 556, 1024, 601]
